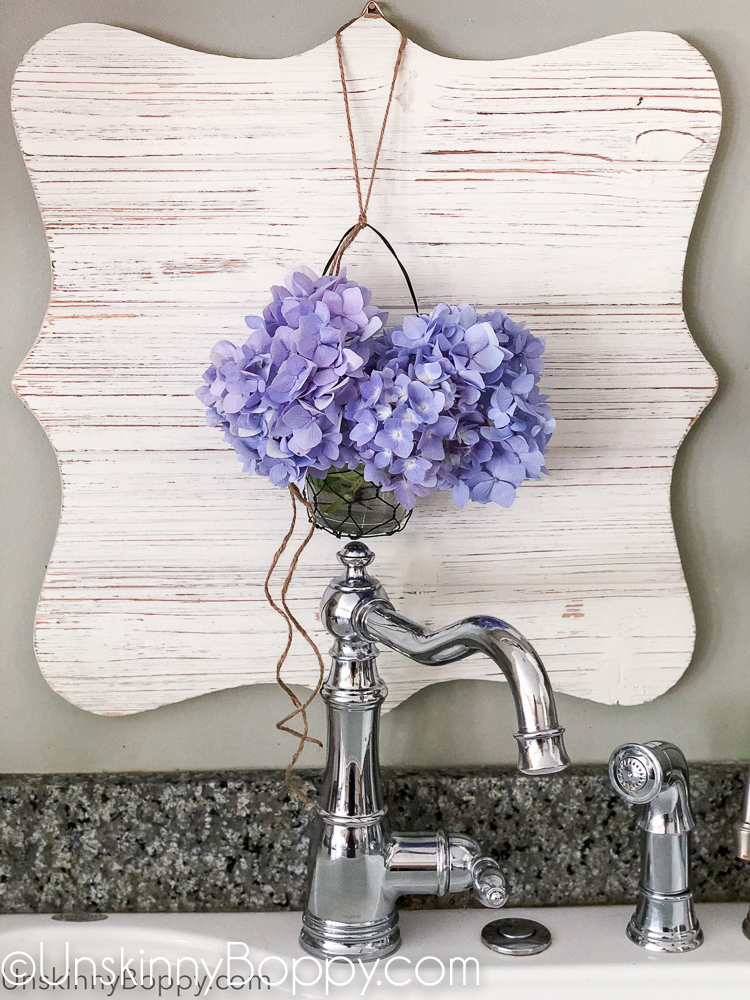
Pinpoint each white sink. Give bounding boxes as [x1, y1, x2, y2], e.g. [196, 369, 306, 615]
[0, 904, 748, 998]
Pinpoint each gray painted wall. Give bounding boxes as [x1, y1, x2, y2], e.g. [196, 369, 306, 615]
[2, 0, 749, 773]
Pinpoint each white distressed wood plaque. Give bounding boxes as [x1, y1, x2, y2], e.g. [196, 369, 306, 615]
[11, 19, 719, 715]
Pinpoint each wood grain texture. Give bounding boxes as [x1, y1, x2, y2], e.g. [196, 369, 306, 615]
[10, 19, 720, 714]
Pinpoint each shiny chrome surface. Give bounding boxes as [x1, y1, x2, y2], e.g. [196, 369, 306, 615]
[470, 855, 509, 907]
[301, 541, 569, 960]
[357, 602, 570, 775]
[609, 741, 703, 953]
[481, 917, 552, 956]
[734, 765, 750, 937]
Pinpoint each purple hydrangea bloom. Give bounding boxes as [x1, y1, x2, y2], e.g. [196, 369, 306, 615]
[197, 271, 555, 511]
[352, 302, 555, 509]
[196, 267, 385, 487]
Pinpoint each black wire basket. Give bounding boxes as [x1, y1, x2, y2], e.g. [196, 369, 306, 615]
[305, 466, 412, 539]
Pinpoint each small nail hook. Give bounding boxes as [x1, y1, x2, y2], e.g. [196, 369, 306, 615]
[361, 1, 386, 18]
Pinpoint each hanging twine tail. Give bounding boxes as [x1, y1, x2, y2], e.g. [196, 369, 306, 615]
[265, 485, 326, 808]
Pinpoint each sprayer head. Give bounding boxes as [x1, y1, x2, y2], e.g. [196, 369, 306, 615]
[609, 741, 694, 834]
[609, 742, 665, 804]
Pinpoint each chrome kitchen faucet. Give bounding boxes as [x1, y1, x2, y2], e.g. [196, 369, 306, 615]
[300, 541, 570, 960]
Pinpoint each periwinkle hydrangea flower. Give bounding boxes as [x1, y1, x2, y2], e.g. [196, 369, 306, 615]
[349, 302, 555, 510]
[196, 267, 386, 487]
[197, 270, 555, 512]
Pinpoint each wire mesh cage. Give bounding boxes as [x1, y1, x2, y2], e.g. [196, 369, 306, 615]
[305, 466, 412, 539]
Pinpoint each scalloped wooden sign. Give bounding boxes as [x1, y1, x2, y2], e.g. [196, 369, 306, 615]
[11, 19, 719, 715]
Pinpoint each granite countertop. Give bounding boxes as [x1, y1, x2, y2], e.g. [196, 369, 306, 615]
[0, 764, 746, 913]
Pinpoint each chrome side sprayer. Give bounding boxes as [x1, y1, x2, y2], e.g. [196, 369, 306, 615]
[609, 741, 703, 952]
[300, 541, 569, 961]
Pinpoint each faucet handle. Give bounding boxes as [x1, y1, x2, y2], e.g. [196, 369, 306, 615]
[472, 857, 508, 908]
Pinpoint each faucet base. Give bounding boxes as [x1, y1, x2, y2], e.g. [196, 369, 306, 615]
[299, 911, 401, 961]
[627, 891, 703, 953]
[741, 906, 750, 940]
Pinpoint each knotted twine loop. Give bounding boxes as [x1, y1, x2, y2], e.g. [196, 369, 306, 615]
[269, 16, 410, 805]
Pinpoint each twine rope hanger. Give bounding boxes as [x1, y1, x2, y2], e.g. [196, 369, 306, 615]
[267, 3, 412, 807]
[326, 24, 406, 270]
[324, 4, 419, 311]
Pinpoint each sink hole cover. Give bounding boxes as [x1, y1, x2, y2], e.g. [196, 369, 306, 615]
[481, 917, 551, 956]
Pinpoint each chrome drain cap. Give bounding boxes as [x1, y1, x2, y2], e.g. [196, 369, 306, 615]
[481, 917, 551, 956]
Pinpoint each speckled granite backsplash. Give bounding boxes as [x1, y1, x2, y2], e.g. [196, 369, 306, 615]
[0, 765, 747, 913]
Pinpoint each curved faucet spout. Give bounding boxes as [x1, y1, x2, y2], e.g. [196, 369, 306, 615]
[356, 600, 570, 776]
